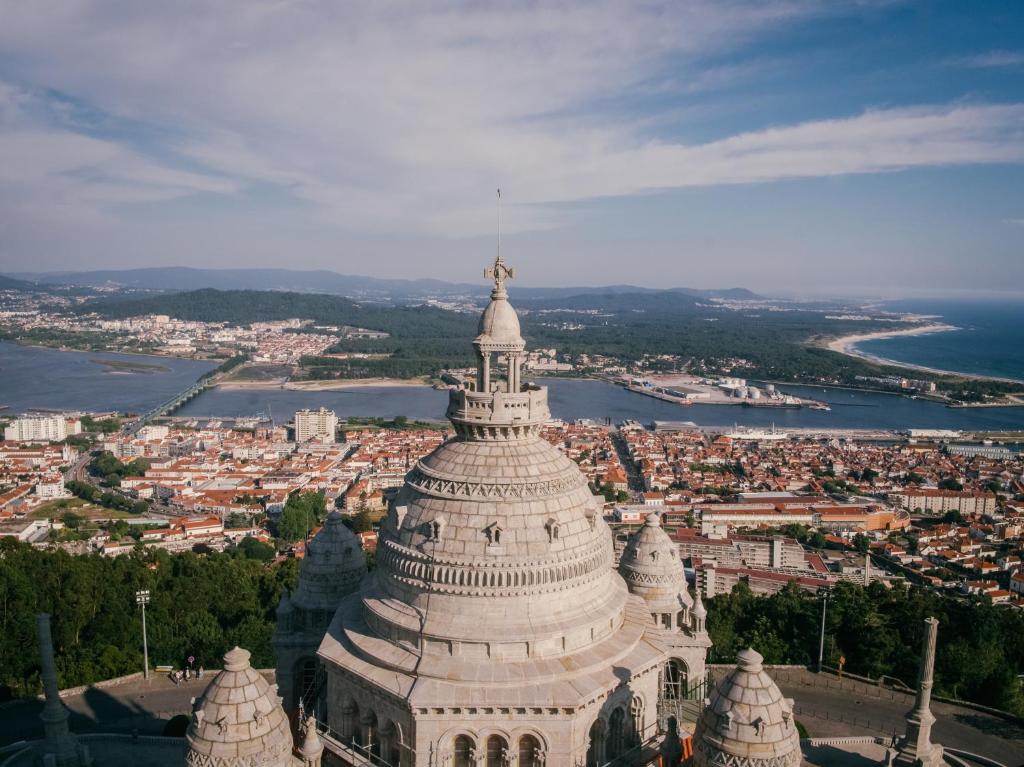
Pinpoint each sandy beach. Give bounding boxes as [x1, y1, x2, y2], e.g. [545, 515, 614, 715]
[824, 322, 959, 358]
[820, 322, 1024, 383]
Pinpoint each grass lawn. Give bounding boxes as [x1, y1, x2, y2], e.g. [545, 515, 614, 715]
[29, 497, 135, 520]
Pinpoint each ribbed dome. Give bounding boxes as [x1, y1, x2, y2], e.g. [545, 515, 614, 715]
[186, 647, 293, 767]
[693, 648, 802, 767]
[619, 512, 693, 614]
[292, 511, 366, 612]
[358, 434, 624, 672]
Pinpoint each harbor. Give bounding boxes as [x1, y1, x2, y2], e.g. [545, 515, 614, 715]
[621, 374, 832, 411]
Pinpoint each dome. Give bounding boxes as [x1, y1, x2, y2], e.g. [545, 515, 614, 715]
[475, 295, 524, 349]
[693, 648, 801, 767]
[291, 511, 366, 612]
[474, 254, 525, 351]
[186, 647, 293, 767]
[357, 434, 624, 672]
[328, 254, 638, 683]
[619, 512, 693, 614]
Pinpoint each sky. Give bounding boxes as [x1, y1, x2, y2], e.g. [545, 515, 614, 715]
[0, 1, 1022, 296]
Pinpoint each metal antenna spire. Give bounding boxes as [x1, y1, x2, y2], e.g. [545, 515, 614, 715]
[497, 187, 502, 260]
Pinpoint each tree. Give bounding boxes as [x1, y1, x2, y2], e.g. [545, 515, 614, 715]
[852, 533, 870, 555]
[234, 536, 277, 562]
[276, 490, 326, 542]
[938, 477, 963, 491]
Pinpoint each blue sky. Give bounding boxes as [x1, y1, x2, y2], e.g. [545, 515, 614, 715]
[0, 1, 1021, 295]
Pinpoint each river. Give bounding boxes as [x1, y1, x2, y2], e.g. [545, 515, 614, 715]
[0, 342, 217, 414]
[4, 343, 1024, 430]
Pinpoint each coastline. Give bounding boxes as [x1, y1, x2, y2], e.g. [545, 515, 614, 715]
[823, 323, 1024, 385]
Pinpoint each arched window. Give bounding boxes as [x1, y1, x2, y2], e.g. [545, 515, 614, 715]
[663, 658, 688, 701]
[607, 708, 625, 760]
[485, 734, 508, 767]
[587, 720, 605, 767]
[630, 696, 645, 745]
[519, 735, 542, 767]
[454, 735, 476, 767]
[296, 657, 318, 716]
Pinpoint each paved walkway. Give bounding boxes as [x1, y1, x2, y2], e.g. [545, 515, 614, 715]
[767, 669, 1024, 766]
[0, 673, 222, 745]
[2, 669, 1022, 765]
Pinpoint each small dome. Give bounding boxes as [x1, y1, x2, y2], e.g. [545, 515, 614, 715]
[292, 511, 366, 612]
[693, 648, 801, 767]
[619, 512, 692, 613]
[186, 647, 293, 767]
[475, 296, 524, 349]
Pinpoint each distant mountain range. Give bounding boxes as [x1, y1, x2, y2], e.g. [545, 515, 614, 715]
[5, 267, 760, 302]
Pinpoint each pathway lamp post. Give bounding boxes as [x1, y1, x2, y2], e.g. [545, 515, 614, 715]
[817, 587, 829, 674]
[136, 589, 151, 679]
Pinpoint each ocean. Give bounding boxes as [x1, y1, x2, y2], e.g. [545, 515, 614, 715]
[855, 299, 1024, 382]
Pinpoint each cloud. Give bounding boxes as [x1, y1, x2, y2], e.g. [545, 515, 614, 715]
[954, 50, 1024, 69]
[0, 1, 1021, 252]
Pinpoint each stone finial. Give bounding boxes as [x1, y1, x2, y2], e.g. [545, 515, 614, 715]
[645, 512, 661, 527]
[223, 646, 251, 671]
[692, 586, 707, 620]
[299, 716, 324, 767]
[735, 647, 763, 673]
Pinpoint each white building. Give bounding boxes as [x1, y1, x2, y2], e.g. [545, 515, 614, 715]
[35, 475, 68, 499]
[4, 415, 68, 443]
[294, 408, 338, 443]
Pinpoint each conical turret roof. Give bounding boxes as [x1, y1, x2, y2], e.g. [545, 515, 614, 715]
[292, 511, 366, 612]
[619, 512, 693, 613]
[693, 648, 801, 767]
[186, 647, 293, 767]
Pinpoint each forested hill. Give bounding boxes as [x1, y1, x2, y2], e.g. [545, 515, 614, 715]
[81, 288, 477, 339]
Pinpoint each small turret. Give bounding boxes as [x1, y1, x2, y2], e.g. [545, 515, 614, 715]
[298, 715, 324, 767]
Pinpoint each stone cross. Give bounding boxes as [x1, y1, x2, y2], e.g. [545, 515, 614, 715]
[485, 255, 514, 296]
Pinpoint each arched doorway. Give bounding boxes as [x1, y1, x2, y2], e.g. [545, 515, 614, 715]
[518, 734, 543, 767]
[485, 734, 508, 767]
[606, 708, 625, 760]
[586, 720, 605, 767]
[454, 735, 476, 767]
[663, 658, 689, 701]
[360, 710, 379, 759]
[379, 720, 401, 766]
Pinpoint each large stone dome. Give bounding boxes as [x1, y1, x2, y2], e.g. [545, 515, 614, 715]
[693, 648, 802, 767]
[318, 255, 669, 765]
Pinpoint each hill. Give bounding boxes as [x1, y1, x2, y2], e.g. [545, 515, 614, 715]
[11, 266, 760, 302]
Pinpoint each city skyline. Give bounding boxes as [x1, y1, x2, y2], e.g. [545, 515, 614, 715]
[0, 1, 1022, 294]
